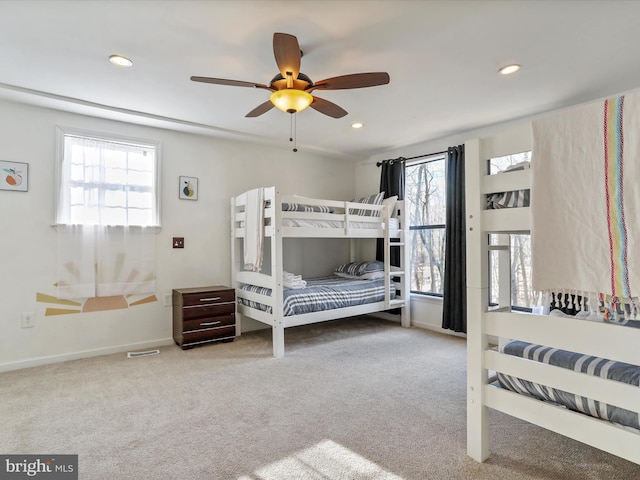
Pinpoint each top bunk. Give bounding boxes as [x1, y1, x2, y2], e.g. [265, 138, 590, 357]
[231, 186, 407, 239]
[466, 139, 531, 235]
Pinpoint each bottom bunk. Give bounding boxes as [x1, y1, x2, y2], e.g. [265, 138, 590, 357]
[468, 307, 640, 465]
[236, 271, 407, 357]
[238, 275, 397, 317]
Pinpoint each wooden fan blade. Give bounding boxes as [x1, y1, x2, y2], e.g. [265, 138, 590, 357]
[310, 96, 348, 119]
[246, 100, 275, 118]
[191, 76, 272, 91]
[310, 72, 390, 91]
[273, 33, 301, 82]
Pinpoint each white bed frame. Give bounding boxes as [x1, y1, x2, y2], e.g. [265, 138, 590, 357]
[465, 132, 640, 465]
[230, 186, 410, 357]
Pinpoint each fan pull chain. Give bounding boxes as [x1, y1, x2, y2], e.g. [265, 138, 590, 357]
[289, 113, 298, 152]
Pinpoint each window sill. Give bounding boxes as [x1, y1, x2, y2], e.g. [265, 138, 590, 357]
[410, 293, 443, 305]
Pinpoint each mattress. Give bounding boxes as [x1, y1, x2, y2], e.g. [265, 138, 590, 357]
[281, 217, 398, 230]
[239, 275, 395, 316]
[497, 336, 640, 430]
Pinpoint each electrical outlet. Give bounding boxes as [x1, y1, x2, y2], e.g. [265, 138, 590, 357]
[173, 237, 184, 248]
[163, 293, 172, 307]
[21, 312, 35, 328]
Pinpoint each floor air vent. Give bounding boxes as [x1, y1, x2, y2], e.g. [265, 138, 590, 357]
[127, 349, 160, 359]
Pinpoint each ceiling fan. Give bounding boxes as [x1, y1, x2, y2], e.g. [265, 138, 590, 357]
[190, 32, 390, 119]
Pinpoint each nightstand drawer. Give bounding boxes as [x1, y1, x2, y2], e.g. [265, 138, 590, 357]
[182, 290, 235, 306]
[182, 326, 236, 346]
[182, 301, 234, 321]
[183, 313, 235, 333]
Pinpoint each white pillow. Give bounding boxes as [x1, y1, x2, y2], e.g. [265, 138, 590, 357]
[382, 195, 398, 216]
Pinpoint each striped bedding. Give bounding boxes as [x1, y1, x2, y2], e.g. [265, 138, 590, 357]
[281, 202, 334, 213]
[239, 275, 395, 316]
[486, 189, 530, 209]
[497, 336, 640, 430]
[486, 161, 530, 209]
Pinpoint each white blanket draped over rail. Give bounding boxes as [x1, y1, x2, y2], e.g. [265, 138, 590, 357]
[243, 187, 264, 272]
[531, 91, 640, 314]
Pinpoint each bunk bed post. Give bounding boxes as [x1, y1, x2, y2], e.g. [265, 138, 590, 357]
[272, 188, 285, 358]
[465, 138, 490, 461]
[230, 197, 241, 337]
[349, 238, 357, 262]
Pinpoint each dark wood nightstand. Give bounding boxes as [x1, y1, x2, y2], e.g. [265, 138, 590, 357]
[172, 286, 236, 349]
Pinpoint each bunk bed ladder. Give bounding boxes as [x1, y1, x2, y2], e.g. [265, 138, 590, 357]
[382, 201, 410, 327]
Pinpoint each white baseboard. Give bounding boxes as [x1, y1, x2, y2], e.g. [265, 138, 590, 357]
[0, 338, 175, 373]
[370, 312, 467, 338]
[412, 318, 467, 338]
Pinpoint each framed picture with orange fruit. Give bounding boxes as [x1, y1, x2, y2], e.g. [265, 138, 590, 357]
[179, 175, 198, 200]
[1, 160, 28, 192]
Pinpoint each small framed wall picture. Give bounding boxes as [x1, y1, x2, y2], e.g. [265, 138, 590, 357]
[179, 176, 198, 200]
[0, 160, 28, 192]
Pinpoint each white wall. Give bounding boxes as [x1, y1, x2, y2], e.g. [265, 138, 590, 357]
[0, 98, 357, 371]
[357, 120, 533, 334]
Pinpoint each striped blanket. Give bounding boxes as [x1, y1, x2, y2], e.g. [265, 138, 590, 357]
[239, 275, 394, 316]
[498, 338, 640, 430]
[531, 91, 640, 315]
[486, 161, 530, 209]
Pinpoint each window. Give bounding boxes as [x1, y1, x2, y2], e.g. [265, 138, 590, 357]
[405, 154, 446, 295]
[54, 128, 160, 300]
[55, 128, 160, 227]
[488, 152, 533, 310]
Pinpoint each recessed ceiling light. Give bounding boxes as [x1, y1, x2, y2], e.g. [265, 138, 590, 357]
[498, 64, 521, 75]
[351, 122, 364, 129]
[109, 55, 133, 67]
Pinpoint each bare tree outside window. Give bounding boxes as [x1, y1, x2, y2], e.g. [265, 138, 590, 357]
[405, 156, 446, 295]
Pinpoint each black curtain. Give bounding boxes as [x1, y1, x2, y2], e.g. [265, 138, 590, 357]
[376, 158, 405, 264]
[442, 145, 467, 332]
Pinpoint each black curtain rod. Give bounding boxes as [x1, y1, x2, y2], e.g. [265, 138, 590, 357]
[376, 149, 448, 167]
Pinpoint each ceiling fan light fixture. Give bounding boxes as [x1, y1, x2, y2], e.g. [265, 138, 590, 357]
[270, 89, 313, 114]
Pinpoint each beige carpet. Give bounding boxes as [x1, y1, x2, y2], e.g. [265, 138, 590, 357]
[2, 316, 639, 479]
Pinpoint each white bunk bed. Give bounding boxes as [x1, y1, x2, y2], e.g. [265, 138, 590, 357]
[465, 134, 640, 466]
[230, 186, 410, 357]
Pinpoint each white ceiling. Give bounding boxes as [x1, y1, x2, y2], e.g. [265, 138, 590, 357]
[2, 0, 640, 159]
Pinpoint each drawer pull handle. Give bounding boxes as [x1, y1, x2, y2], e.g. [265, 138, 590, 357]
[183, 301, 234, 309]
[199, 297, 221, 302]
[200, 321, 221, 326]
